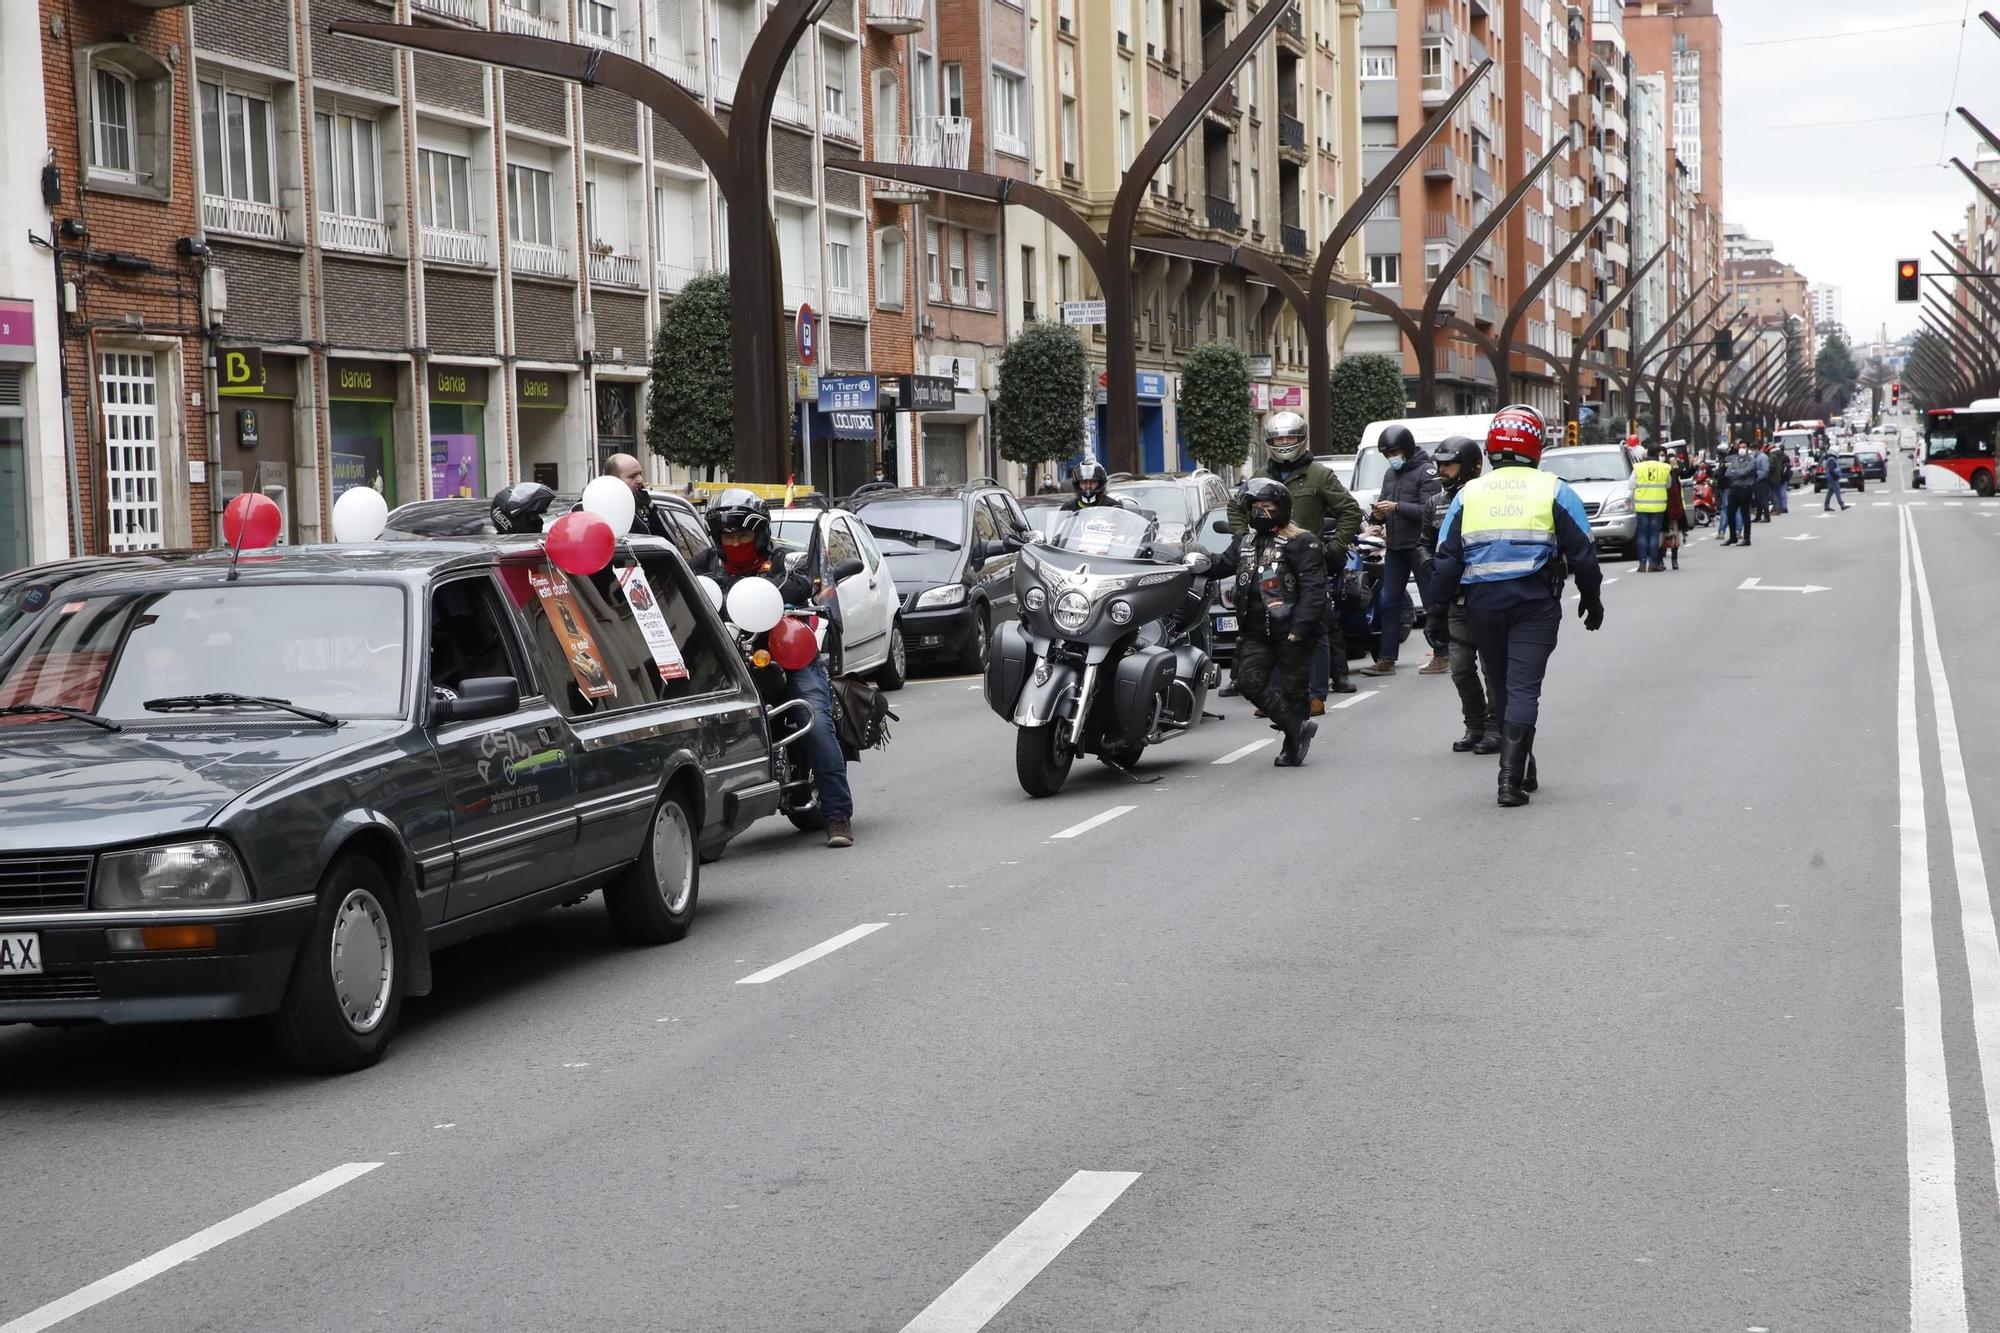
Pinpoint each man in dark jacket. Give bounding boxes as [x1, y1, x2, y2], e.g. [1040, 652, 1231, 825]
[1220, 477, 1330, 767]
[1359, 424, 1442, 677]
[1423, 437, 1495, 753]
[1721, 444, 1759, 546]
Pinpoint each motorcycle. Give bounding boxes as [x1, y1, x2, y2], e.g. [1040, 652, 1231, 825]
[985, 506, 1217, 798]
[1691, 477, 1716, 527]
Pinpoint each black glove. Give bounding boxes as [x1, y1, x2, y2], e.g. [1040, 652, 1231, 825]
[1578, 593, 1605, 632]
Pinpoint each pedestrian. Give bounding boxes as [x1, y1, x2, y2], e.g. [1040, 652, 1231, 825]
[1423, 437, 1497, 754]
[1632, 445, 1674, 573]
[1770, 445, 1791, 515]
[1662, 462, 1690, 570]
[1429, 404, 1605, 808]
[1358, 424, 1442, 678]
[1227, 410, 1363, 712]
[1751, 443, 1772, 522]
[1224, 477, 1329, 767]
[1822, 447, 1849, 511]
[1721, 444, 1759, 546]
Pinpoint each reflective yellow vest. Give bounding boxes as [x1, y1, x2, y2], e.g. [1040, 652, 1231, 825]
[1633, 460, 1673, 514]
[1456, 467, 1562, 583]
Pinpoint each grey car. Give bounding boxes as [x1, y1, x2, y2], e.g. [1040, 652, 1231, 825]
[0, 538, 779, 1071]
[1539, 445, 1639, 557]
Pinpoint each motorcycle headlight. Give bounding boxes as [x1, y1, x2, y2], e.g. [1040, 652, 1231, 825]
[1054, 591, 1091, 632]
[915, 584, 967, 609]
[1023, 586, 1048, 612]
[1108, 599, 1134, 625]
[94, 840, 251, 909]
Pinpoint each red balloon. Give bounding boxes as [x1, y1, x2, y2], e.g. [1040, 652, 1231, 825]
[545, 511, 616, 575]
[767, 616, 818, 671]
[222, 492, 282, 550]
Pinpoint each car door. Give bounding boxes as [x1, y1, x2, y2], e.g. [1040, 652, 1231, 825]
[426, 573, 580, 921]
[973, 495, 1018, 622]
[826, 516, 889, 665]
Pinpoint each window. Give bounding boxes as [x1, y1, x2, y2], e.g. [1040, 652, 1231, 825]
[821, 35, 857, 137]
[1057, 254, 1073, 304]
[508, 163, 556, 245]
[419, 149, 474, 232]
[631, 552, 734, 700]
[947, 228, 967, 303]
[826, 520, 862, 569]
[429, 579, 522, 700]
[828, 233, 853, 294]
[1421, 41, 1448, 95]
[971, 233, 994, 310]
[1061, 95, 1079, 174]
[993, 70, 1027, 155]
[580, 0, 618, 41]
[507, 553, 732, 716]
[199, 80, 276, 207]
[876, 226, 905, 309]
[926, 221, 943, 301]
[1361, 47, 1396, 80]
[315, 111, 382, 222]
[1020, 245, 1037, 320]
[943, 62, 964, 120]
[92, 68, 135, 178]
[1361, 117, 1398, 150]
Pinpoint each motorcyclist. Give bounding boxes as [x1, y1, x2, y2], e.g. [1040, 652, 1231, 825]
[1062, 460, 1114, 512]
[1226, 410, 1363, 709]
[706, 488, 854, 849]
[490, 481, 557, 534]
[1217, 477, 1328, 767]
[1421, 437, 1496, 756]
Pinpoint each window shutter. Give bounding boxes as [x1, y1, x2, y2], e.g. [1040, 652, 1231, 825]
[0, 367, 21, 410]
[972, 234, 993, 309]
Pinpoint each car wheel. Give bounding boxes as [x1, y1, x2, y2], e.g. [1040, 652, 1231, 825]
[958, 605, 990, 674]
[269, 855, 403, 1074]
[877, 621, 907, 691]
[604, 791, 700, 945]
[1977, 470, 1996, 498]
[1016, 722, 1074, 797]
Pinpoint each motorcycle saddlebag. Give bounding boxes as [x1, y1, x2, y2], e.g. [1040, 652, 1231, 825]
[1111, 646, 1175, 741]
[1165, 644, 1211, 725]
[984, 619, 1033, 721]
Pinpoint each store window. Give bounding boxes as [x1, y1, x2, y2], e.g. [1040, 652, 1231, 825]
[328, 358, 399, 510]
[429, 364, 490, 499]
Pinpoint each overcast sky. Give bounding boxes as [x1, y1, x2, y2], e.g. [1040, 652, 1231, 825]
[1722, 0, 2000, 346]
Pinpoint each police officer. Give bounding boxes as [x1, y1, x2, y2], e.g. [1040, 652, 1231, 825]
[1632, 445, 1674, 572]
[1222, 477, 1329, 767]
[1422, 437, 1495, 756]
[1429, 405, 1604, 808]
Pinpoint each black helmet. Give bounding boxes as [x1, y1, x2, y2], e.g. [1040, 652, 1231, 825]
[1073, 459, 1109, 505]
[705, 487, 772, 556]
[1241, 477, 1292, 533]
[1378, 424, 1417, 458]
[1436, 435, 1483, 477]
[490, 481, 556, 534]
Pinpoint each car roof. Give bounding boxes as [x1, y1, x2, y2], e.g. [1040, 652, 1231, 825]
[849, 486, 993, 506]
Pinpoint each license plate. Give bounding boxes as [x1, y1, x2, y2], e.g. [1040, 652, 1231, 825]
[1213, 615, 1237, 634]
[0, 933, 42, 975]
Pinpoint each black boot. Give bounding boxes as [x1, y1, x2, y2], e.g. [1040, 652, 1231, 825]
[1497, 723, 1535, 807]
[1521, 746, 1539, 793]
[1452, 720, 1486, 753]
[1473, 729, 1502, 755]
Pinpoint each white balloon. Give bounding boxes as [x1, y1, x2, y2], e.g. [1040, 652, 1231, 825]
[331, 485, 389, 543]
[696, 574, 725, 614]
[724, 577, 783, 634]
[579, 475, 637, 535]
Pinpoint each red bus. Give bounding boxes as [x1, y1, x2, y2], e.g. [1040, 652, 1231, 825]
[1924, 403, 2000, 496]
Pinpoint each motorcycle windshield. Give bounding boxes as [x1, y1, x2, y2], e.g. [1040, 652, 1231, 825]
[1048, 507, 1154, 558]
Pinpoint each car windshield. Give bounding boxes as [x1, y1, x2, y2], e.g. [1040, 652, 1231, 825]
[1351, 447, 1390, 493]
[858, 501, 966, 552]
[1540, 451, 1632, 483]
[771, 518, 818, 551]
[0, 584, 408, 723]
[1047, 506, 1154, 558]
[1109, 483, 1195, 526]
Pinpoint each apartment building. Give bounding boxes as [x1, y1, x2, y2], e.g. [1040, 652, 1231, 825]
[1585, 0, 1630, 423]
[1624, 1, 1720, 229]
[1627, 70, 1668, 362]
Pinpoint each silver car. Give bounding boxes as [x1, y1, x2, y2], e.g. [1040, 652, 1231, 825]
[1538, 445, 1638, 557]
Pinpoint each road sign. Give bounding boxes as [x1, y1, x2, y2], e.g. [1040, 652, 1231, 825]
[1738, 577, 1829, 594]
[795, 304, 818, 366]
[1247, 355, 1275, 378]
[1062, 300, 1107, 326]
[795, 366, 820, 402]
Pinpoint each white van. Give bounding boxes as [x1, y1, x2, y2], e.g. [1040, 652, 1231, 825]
[1348, 414, 1496, 507]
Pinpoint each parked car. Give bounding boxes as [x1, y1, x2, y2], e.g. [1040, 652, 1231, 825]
[384, 491, 719, 571]
[1317, 454, 1358, 486]
[1349, 414, 1497, 508]
[768, 502, 904, 687]
[849, 482, 1029, 672]
[0, 538, 778, 1071]
[1106, 471, 1230, 544]
[1539, 444, 1638, 557]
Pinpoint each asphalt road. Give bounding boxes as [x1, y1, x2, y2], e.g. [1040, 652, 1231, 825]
[7, 464, 2000, 1331]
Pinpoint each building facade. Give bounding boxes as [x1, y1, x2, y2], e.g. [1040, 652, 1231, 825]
[1623, 0, 1720, 220]
[1808, 281, 1841, 331]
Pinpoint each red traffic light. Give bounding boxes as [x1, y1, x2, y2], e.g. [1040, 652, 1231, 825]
[1900, 262, 1918, 279]
[1897, 259, 1921, 302]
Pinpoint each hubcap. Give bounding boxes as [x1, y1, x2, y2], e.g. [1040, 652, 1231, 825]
[329, 888, 393, 1034]
[891, 628, 906, 677]
[651, 801, 694, 914]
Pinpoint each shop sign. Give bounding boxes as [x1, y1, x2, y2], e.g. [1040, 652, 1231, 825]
[0, 299, 32, 364]
[329, 359, 396, 401]
[517, 370, 569, 409]
[1267, 385, 1304, 409]
[818, 373, 879, 413]
[811, 409, 878, 440]
[430, 364, 489, 404]
[219, 347, 265, 394]
[900, 374, 956, 412]
[1247, 355, 1275, 379]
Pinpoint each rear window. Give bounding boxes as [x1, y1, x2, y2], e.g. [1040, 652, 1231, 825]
[1539, 450, 1632, 483]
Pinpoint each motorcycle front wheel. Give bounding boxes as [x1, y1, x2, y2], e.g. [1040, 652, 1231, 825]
[1015, 723, 1076, 798]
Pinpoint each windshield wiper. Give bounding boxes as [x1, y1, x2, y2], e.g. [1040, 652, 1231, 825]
[143, 693, 340, 728]
[0, 703, 122, 732]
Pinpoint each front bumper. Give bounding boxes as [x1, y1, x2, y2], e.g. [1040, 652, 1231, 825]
[0, 895, 315, 1025]
[1589, 512, 1638, 548]
[902, 601, 979, 657]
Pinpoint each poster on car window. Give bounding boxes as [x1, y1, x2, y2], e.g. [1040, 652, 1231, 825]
[1074, 513, 1122, 556]
[528, 566, 617, 701]
[616, 565, 689, 682]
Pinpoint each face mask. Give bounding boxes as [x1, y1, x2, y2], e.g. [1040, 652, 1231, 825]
[1387, 455, 1408, 472]
[1248, 506, 1281, 533]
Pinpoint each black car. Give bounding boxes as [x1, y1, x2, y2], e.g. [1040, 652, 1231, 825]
[848, 482, 1030, 672]
[384, 491, 719, 571]
[1854, 448, 1888, 482]
[0, 555, 197, 658]
[0, 538, 778, 1071]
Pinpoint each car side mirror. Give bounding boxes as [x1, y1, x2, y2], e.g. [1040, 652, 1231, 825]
[980, 538, 1012, 561]
[830, 557, 865, 581]
[435, 676, 521, 724]
[1002, 531, 1026, 552]
[1211, 518, 1231, 535]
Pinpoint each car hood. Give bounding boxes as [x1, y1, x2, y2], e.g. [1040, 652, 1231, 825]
[0, 721, 400, 851]
[882, 551, 964, 588]
[1564, 478, 1632, 504]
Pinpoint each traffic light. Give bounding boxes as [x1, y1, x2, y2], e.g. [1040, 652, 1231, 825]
[1566, 420, 1580, 447]
[1714, 329, 1733, 360]
[1897, 259, 1921, 303]
[1892, 381, 1902, 406]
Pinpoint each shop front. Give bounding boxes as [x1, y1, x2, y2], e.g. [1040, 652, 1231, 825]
[0, 298, 34, 571]
[328, 358, 403, 509]
[810, 372, 880, 496]
[921, 355, 992, 487]
[427, 363, 490, 500]
[218, 348, 306, 542]
[516, 368, 575, 493]
[595, 379, 638, 478]
[1091, 370, 1170, 472]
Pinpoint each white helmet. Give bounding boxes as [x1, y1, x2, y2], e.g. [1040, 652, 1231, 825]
[1264, 410, 1309, 465]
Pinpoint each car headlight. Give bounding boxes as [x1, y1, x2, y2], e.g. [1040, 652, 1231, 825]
[94, 840, 250, 909]
[1054, 591, 1091, 632]
[1023, 586, 1047, 612]
[1599, 494, 1632, 516]
[915, 584, 967, 609]
[1108, 599, 1134, 625]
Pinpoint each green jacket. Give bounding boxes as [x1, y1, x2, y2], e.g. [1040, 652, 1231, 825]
[1227, 459, 1363, 566]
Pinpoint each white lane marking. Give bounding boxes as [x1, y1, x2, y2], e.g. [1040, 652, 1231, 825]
[1877, 501, 1895, 507]
[1738, 577, 1830, 594]
[1945, 501, 1965, 507]
[0, 1163, 384, 1333]
[1050, 805, 1136, 840]
[1894, 505, 1970, 1333]
[1783, 533, 1824, 542]
[898, 1171, 1141, 1333]
[735, 923, 889, 985]
[1908, 516, 2000, 1221]
[1212, 738, 1277, 765]
[1330, 689, 1380, 710]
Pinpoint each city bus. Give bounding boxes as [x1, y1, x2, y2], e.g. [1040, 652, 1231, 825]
[1922, 401, 2000, 496]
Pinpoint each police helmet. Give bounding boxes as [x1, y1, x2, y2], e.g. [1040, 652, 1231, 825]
[1486, 404, 1549, 467]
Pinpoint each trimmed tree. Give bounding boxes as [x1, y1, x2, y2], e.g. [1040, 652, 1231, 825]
[1179, 341, 1254, 475]
[646, 269, 735, 475]
[995, 320, 1093, 491]
[1815, 326, 1859, 413]
[1327, 353, 1406, 454]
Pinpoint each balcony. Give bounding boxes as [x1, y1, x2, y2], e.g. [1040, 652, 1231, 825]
[422, 225, 488, 266]
[647, 42, 704, 93]
[1423, 4, 1452, 35]
[866, 0, 925, 34]
[1279, 113, 1306, 154]
[827, 286, 869, 320]
[320, 213, 392, 256]
[1477, 293, 1497, 325]
[411, 0, 480, 22]
[1206, 194, 1243, 232]
[202, 194, 282, 241]
[1277, 4, 1304, 48]
[782, 281, 815, 311]
[657, 259, 704, 292]
[1205, 85, 1241, 129]
[1423, 143, 1457, 181]
[1424, 210, 1463, 246]
[497, 2, 555, 37]
[874, 116, 972, 201]
[588, 248, 643, 286]
[1421, 72, 1455, 107]
[824, 109, 861, 143]
[510, 239, 570, 279]
[1281, 224, 1308, 258]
